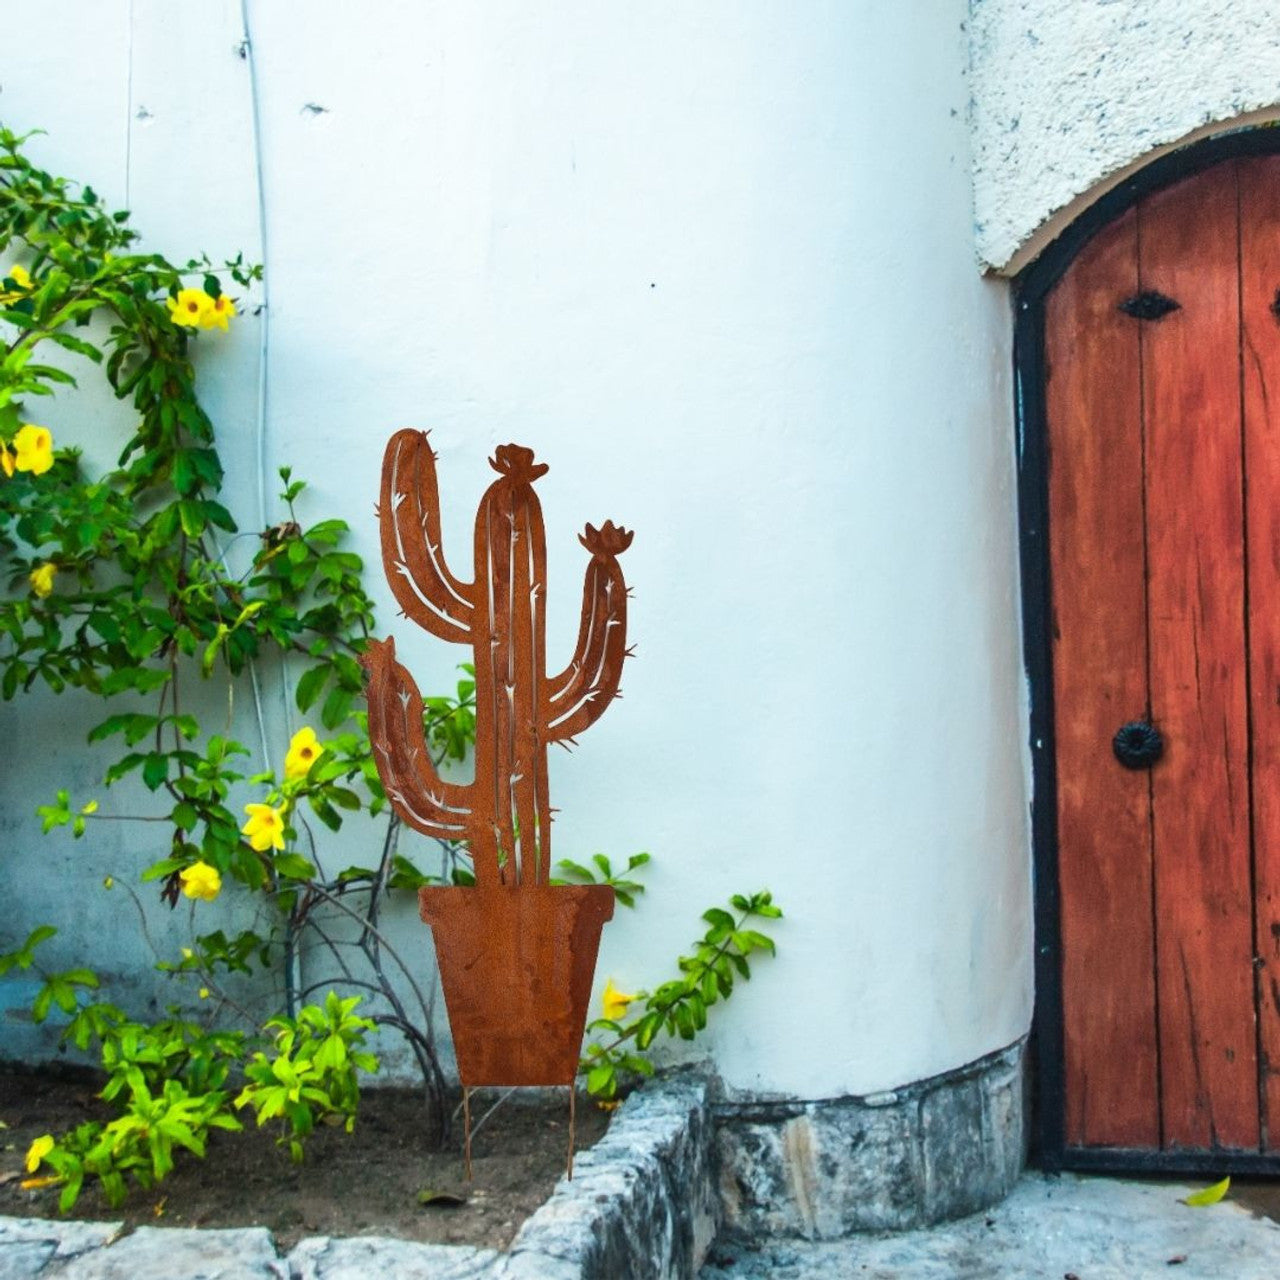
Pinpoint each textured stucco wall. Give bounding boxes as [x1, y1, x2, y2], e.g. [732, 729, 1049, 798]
[1, 1, 1030, 1101]
[970, 0, 1280, 273]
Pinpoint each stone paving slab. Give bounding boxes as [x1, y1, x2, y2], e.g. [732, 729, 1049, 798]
[0, 1217, 122, 1280]
[39, 1225, 279, 1279]
[699, 1173, 1280, 1279]
[287, 1235, 498, 1279]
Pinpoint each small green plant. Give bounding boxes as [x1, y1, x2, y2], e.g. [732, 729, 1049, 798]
[554, 857, 783, 1101]
[9, 928, 378, 1209]
[235, 992, 378, 1162]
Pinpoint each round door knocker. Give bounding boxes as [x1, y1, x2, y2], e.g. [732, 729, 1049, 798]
[1112, 720, 1164, 769]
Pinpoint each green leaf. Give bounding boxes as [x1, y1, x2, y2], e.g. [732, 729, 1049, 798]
[274, 854, 315, 881]
[1183, 1177, 1231, 1207]
[59, 968, 99, 989]
[674, 1002, 696, 1040]
[141, 857, 186, 882]
[307, 794, 342, 832]
[320, 685, 353, 729]
[634, 1011, 662, 1051]
[585, 1063, 616, 1097]
[25, 925, 58, 952]
[141, 753, 169, 791]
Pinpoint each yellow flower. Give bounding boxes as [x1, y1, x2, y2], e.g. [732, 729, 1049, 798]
[12, 424, 53, 475]
[179, 860, 221, 902]
[242, 802, 286, 852]
[1, 444, 13, 477]
[601, 978, 637, 1022]
[167, 288, 213, 328]
[198, 987, 210, 1000]
[200, 293, 236, 331]
[0, 263, 31, 304]
[284, 726, 323, 780]
[28, 562, 56, 598]
[181, 947, 194, 960]
[24, 1135, 53, 1173]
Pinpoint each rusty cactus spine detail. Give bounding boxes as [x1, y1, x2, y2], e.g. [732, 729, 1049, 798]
[361, 430, 632, 888]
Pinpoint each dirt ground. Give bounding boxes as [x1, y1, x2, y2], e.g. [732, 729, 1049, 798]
[0, 1065, 609, 1252]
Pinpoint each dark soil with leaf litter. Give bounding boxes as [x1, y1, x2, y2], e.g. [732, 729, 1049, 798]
[0, 1065, 609, 1252]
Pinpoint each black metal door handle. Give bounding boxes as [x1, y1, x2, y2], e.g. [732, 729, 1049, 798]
[1113, 720, 1164, 769]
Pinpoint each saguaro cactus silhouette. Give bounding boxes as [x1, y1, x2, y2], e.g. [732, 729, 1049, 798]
[361, 429, 632, 1087]
[362, 429, 631, 883]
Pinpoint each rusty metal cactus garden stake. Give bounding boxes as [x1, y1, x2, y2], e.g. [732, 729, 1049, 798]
[361, 430, 632, 1171]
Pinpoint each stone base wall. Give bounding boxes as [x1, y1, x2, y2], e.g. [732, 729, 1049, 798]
[0, 1050, 1028, 1279]
[711, 1039, 1027, 1240]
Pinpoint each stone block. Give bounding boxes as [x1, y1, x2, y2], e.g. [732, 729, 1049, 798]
[50, 1225, 279, 1279]
[0, 1216, 121, 1278]
[286, 1235, 499, 1279]
[714, 1037, 1027, 1240]
[511, 1072, 715, 1280]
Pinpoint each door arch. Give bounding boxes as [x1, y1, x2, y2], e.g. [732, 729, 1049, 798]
[1018, 130, 1280, 1174]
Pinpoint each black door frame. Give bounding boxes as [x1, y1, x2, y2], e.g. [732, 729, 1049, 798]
[1015, 125, 1280, 1175]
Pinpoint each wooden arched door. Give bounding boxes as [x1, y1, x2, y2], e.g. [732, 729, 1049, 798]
[1027, 148, 1280, 1171]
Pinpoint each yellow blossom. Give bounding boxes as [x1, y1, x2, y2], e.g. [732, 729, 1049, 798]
[179, 860, 221, 902]
[181, 947, 194, 960]
[198, 987, 210, 1000]
[242, 802, 286, 852]
[601, 978, 637, 1022]
[103, 876, 114, 890]
[12, 424, 53, 475]
[0, 264, 31, 304]
[284, 726, 323, 780]
[24, 1135, 53, 1173]
[1, 445, 13, 477]
[167, 288, 213, 328]
[28, 562, 56, 598]
[200, 293, 236, 331]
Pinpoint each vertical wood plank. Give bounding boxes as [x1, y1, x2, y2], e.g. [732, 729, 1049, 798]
[1047, 208, 1161, 1148]
[1141, 163, 1259, 1151]
[1239, 154, 1280, 1149]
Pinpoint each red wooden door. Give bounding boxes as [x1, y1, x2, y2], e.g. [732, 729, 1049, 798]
[1047, 155, 1280, 1157]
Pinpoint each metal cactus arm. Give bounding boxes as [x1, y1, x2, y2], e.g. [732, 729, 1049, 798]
[380, 429, 474, 644]
[361, 637, 471, 843]
[544, 521, 632, 746]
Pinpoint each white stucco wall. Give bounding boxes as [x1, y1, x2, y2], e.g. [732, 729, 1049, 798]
[1, 1, 1029, 1101]
[970, 0, 1280, 273]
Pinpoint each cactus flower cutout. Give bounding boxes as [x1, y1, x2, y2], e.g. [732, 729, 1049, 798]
[362, 430, 632, 887]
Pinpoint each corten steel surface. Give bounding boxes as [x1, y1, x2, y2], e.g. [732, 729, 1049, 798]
[361, 430, 632, 1087]
[420, 886, 615, 1085]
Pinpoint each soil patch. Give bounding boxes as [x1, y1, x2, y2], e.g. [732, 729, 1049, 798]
[0, 1065, 609, 1252]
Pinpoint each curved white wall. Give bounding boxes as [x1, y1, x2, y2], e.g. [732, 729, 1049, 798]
[1, 1, 1029, 1100]
[971, 0, 1280, 273]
